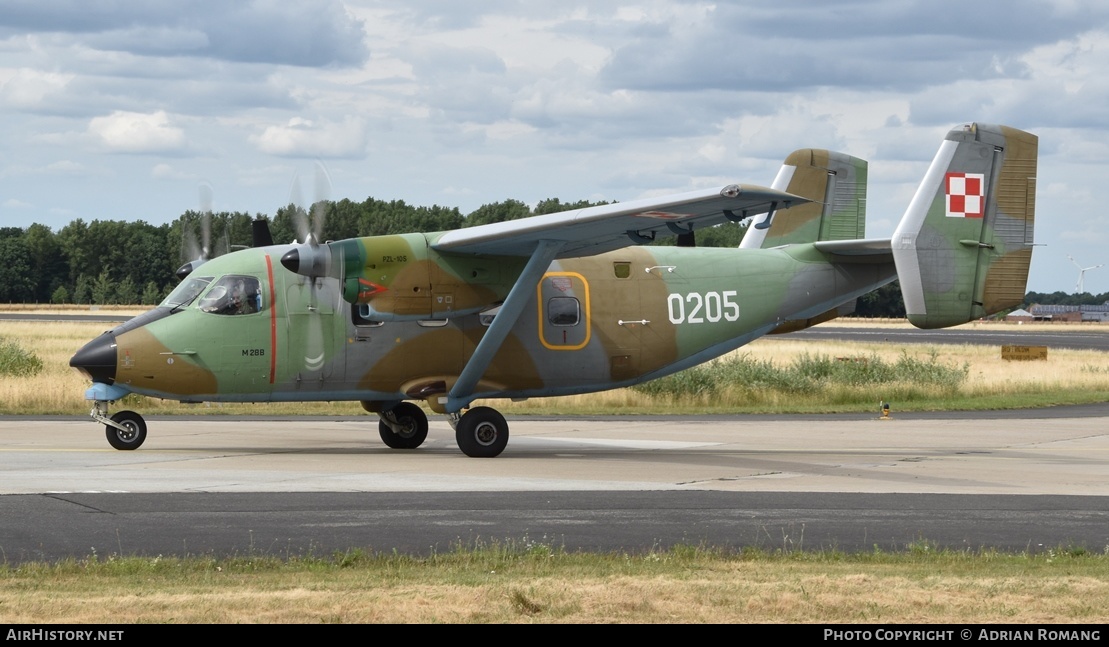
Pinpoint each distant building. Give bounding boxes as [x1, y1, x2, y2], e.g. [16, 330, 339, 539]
[1005, 308, 1033, 323]
[1028, 303, 1109, 323]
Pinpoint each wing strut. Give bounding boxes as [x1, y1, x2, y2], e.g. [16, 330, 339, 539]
[443, 239, 565, 413]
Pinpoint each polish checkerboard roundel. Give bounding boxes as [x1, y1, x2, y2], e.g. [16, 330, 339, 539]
[945, 172, 985, 218]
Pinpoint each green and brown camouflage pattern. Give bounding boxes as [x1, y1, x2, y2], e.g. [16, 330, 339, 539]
[746, 149, 868, 248]
[99, 237, 894, 408]
[892, 123, 1038, 328]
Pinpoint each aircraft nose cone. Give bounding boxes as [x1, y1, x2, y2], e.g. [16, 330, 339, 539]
[70, 332, 117, 384]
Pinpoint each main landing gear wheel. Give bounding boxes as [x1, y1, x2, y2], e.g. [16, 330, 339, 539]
[105, 410, 147, 451]
[455, 406, 509, 458]
[378, 402, 429, 449]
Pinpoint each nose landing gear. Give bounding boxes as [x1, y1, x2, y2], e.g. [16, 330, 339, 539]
[90, 401, 148, 450]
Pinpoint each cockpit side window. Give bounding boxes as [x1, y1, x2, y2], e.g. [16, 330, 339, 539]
[162, 276, 213, 310]
[198, 276, 264, 316]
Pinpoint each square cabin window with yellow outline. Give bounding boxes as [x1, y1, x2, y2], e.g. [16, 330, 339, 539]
[547, 297, 580, 326]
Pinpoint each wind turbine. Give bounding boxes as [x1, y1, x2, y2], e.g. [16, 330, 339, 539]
[1068, 255, 1104, 294]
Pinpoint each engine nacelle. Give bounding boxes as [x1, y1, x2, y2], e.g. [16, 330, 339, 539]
[285, 233, 523, 321]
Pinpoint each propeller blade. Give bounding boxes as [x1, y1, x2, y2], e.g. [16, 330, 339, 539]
[287, 162, 332, 245]
[288, 171, 311, 244]
[198, 182, 214, 258]
[182, 224, 201, 264]
[177, 182, 218, 280]
[216, 225, 230, 258]
[311, 160, 332, 244]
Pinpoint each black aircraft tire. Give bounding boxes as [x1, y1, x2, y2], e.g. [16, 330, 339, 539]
[106, 411, 147, 451]
[455, 406, 509, 458]
[378, 402, 429, 449]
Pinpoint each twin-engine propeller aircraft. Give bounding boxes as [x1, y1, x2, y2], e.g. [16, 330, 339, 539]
[71, 123, 1038, 457]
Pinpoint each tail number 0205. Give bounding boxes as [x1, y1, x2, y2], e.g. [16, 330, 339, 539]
[667, 291, 739, 324]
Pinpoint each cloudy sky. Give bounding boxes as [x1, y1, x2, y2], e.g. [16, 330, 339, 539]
[1, 1, 1107, 294]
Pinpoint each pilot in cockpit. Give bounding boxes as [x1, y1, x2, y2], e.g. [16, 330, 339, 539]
[230, 280, 250, 314]
[199, 276, 260, 315]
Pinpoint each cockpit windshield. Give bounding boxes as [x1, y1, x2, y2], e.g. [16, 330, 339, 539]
[162, 276, 213, 310]
[198, 276, 263, 315]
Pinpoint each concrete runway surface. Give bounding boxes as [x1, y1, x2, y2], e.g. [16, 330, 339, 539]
[1, 411, 1107, 563]
[3, 411, 1109, 495]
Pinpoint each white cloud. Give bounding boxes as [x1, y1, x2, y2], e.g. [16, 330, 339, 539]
[88, 110, 186, 153]
[0, 68, 73, 110]
[251, 116, 369, 158]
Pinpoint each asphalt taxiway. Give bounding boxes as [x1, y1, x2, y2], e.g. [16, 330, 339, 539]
[1, 410, 1107, 563]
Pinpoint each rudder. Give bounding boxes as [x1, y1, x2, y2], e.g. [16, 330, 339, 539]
[892, 123, 1038, 329]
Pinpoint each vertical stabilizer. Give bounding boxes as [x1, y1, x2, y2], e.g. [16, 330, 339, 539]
[740, 149, 867, 249]
[892, 123, 1038, 329]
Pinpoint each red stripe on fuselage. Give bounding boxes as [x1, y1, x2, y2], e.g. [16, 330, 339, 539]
[265, 254, 277, 384]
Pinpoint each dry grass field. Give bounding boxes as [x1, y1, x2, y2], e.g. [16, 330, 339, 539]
[2, 546, 1108, 624]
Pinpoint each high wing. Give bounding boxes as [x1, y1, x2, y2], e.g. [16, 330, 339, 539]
[432, 184, 807, 258]
[423, 183, 805, 413]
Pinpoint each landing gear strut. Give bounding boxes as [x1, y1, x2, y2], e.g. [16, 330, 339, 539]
[377, 402, 429, 449]
[90, 401, 148, 450]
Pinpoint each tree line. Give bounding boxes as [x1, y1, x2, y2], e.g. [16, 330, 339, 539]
[0, 197, 610, 305]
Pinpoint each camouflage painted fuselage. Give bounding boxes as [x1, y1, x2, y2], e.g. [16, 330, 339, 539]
[103, 240, 893, 410]
[74, 122, 1037, 429]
